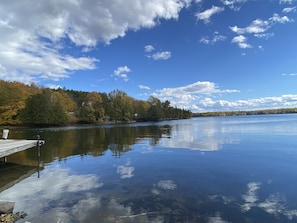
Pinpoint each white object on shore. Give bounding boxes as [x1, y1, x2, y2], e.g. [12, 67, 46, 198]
[2, 129, 9, 140]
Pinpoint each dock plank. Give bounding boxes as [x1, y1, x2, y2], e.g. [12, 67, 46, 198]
[0, 140, 44, 158]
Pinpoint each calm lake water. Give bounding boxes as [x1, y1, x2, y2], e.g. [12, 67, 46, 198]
[1, 114, 297, 223]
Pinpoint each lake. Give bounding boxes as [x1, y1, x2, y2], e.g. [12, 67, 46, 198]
[1, 114, 297, 223]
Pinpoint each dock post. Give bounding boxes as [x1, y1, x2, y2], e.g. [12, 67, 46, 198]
[2, 157, 7, 163]
[37, 135, 41, 178]
[37, 135, 41, 158]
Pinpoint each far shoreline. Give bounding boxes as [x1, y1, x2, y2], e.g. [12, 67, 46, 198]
[193, 107, 297, 117]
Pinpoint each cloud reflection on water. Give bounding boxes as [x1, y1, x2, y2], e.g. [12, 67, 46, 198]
[241, 182, 261, 211]
[0, 164, 102, 200]
[0, 163, 165, 222]
[117, 165, 135, 179]
[209, 181, 297, 221]
[158, 122, 239, 151]
[207, 212, 230, 223]
[151, 179, 177, 195]
[0, 164, 102, 221]
[241, 181, 297, 220]
[116, 159, 135, 179]
[156, 180, 177, 190]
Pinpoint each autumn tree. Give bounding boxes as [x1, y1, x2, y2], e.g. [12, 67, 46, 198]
[20, 89, 68, 126]
[78, 92, 104, 123]
[133, 100, 150, 121]
[108, 90, 134, 122]
[147, 96, 164, 121]
[0, 80, 40, 125]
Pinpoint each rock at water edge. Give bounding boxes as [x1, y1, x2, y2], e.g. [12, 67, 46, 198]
[0, 201, 15, 214]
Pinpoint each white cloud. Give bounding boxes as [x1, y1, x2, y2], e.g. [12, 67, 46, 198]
[221, 0, 247, 11]
[231, 35, 252, 48]
[254, 33, 274, 39]
[230, 13, 293, 34]
[0, 64, 7, 75]
[155, 81, 239, 96]
[200, 32, 227, 45]
[230, 13, 293, 48]
[139, 84, 151, 90]
[279, 0, 295, 4]
[144, 45, 155, 52]
[146, 45, 172, 60]
[114, 66, 131, 75]
[196, 5, 224, 23]
[200, 37, 212, 45]
[0, 0, 189, 83]
[270, 13, 293, 23]
[151, 81, 297, 112]
[282, 73, 297, 76]
[152, 51, 172, 60]
[196, 94, 297, 112]
[152, 81, 239, 111]
[282, 6, 297, 13]
[230, 19, 270, 35]
[113, 65, 131, 82]
[45, 84, 63, 89]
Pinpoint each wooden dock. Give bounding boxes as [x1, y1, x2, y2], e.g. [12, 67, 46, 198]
[0, 140, 45, 159]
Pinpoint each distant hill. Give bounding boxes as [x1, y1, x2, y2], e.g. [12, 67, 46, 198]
[193, 108, 297, 117]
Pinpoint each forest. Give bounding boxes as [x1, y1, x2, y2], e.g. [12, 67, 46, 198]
[0, 80, 192, 126]
[193, 108, 297, 117]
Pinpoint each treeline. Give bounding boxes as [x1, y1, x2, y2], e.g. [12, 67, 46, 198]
[0, 80, 192, 126]
[194, 108, 297, 117]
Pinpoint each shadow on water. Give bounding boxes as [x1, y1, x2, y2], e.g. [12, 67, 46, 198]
[0, 162, 38, 194]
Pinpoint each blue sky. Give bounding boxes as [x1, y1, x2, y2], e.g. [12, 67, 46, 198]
[0, 0, 296, 112]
